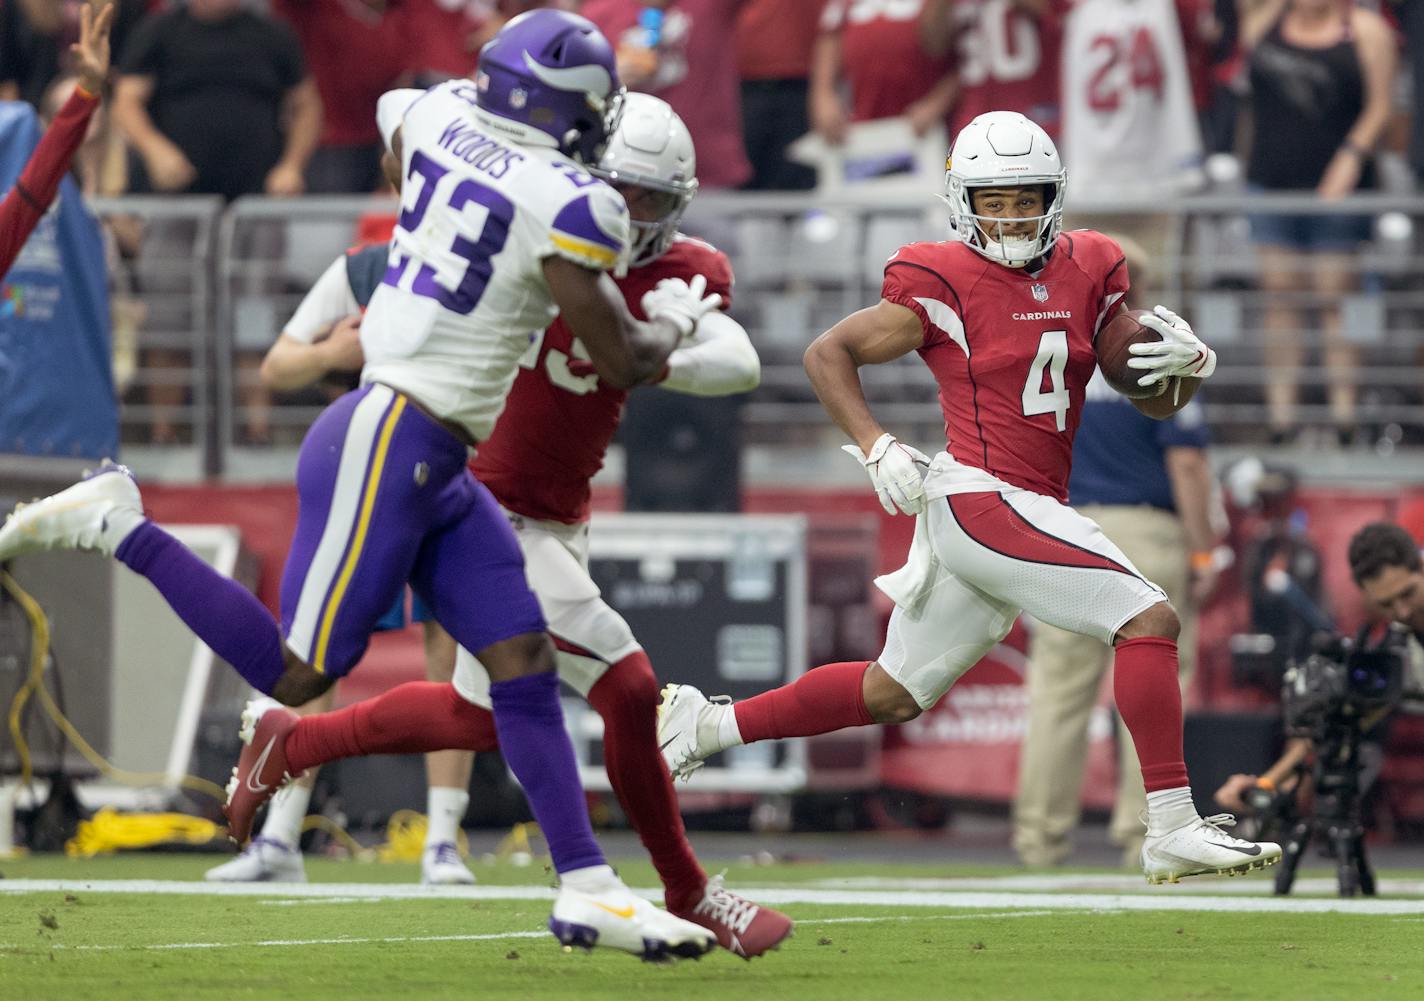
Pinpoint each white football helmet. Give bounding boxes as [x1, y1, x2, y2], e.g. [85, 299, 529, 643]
[942, 111, 1066, 268]
[591, 92, 698, 267]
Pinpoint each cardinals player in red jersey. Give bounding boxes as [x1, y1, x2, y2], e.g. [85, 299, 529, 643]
[660, 110, 1282, 885]
[222, 94, 793, 958]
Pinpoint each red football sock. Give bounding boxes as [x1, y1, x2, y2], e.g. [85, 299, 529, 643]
[285, 682, 499, 774]
[1112, 636, 1189, 792]
[587, 651, 706, 911]
[734, 661, 874, 744]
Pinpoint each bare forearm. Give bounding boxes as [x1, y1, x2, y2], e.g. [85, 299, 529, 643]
[1166, 448, 1216, 554]
[261, 338, 336, 390]
[804, 335, 884, 453]
[280, 83, 323, 170]
[808, 34, 841, 103]
[1262, 738, 1312, 787]
[111, 89, 170, 154]
[918, 0, 955, 58]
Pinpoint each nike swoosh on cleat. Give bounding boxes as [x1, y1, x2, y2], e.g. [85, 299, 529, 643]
[591, 902, 636, 919]
[244, 737, 278, 794]
[1206, 840, 1262, 856]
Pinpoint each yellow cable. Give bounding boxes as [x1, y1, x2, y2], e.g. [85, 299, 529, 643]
[3, 569, 48, 789]
[301, 813, 375, 860]
[2, 572, 497, 864]
[375, 809, 470, 863]
[67, 806, 223, 857]
[1, 571, 226, 801]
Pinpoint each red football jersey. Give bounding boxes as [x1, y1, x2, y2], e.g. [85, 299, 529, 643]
[821, 0, 955, 123]
[949, 0, 1067, 138]
[881, 231, 1129, 501]
[471, 236, 735, 524]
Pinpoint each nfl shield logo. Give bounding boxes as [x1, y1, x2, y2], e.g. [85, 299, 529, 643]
[1031, 283, 1049, 303]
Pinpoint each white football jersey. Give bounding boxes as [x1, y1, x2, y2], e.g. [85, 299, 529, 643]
[1060, 0, 1201, 201]
[361, 81, 631, 441]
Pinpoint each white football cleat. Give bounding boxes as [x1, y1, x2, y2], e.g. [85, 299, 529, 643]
[1142, 813, 1282, 884]
[656, 683, 732, 780]
[0, 461, 143, 561]
[549, 868, 716, 962]
[421, 842, 477, 885]
[204, 836, 307, 883]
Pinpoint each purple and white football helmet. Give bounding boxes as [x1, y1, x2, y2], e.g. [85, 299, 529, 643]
[474, 9, 624, 165]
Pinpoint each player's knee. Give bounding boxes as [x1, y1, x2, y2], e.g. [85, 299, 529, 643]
[479, 630, 557, 682]
[271, 654, 335, 707]
[862, 662, 923, 723]
[589, 652, 657, 721]
[867, 685, 923, 724]
[1117, 601, 1180, 644]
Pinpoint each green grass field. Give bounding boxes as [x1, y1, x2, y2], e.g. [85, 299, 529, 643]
[3, 852, 1422, 1001]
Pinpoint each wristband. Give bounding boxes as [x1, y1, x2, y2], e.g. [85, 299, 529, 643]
[1254, 777, 1276, 792]
[1190, 550, 1214, 572]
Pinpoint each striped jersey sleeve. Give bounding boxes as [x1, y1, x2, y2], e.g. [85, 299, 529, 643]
[544, 185, 630, 272]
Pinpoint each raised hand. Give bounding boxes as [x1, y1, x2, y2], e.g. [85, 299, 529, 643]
[72, 3, 115, 97]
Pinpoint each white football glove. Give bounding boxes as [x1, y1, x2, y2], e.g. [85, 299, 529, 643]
[641, 274, 723, 339]
[1127, 305, 1217, 389]
[842, 433, 931, 516]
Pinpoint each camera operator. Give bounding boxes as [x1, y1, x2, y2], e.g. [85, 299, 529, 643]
[1215, 521, 1423, 820]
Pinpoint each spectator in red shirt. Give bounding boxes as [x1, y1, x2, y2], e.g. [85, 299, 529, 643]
[403, 0, 501, 84]
[737, 0, 820, 190]
[810, 0, 957, 145]
[0, 2, 110, 279]
[579, 0, 751, 188]
[921, 0, 1065, 139]
[271, 0, 411, 194]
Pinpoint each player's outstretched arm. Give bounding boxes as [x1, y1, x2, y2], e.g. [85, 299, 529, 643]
[804, 298, 923, 454]
[543, 257, 685, 389]
[0, 3, 112, 277]
[660, 310, 760, 397]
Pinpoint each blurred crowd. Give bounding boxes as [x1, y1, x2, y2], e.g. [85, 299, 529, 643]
[4, 0, 1423, 448]
[4, 0, 1419, 197]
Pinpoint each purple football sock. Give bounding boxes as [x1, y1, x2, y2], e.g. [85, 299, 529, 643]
[115, 521, 287, 693]
[490, 671, 605, 874]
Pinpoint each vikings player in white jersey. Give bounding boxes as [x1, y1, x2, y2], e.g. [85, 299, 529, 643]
[0, 10, 720, 961]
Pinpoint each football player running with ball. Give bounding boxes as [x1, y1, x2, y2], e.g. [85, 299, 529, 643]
[659, 111, 1282, 885]
[0, 10, 723, 959]
[217, 94, 792, 958]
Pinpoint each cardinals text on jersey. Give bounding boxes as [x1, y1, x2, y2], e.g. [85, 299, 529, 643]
[882, 230, 1128, 501]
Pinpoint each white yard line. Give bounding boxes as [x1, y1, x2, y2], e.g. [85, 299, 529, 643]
[809, 874, 1424, 896]
[2, 912, 1062, 955]
[3, 878, 1424, 914]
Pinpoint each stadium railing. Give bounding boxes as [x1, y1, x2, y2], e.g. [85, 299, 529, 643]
[87, 191, 1424, 480]
[88, 195, 223, 478]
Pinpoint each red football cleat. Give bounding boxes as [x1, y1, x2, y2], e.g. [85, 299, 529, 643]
[671, 876, 793, 959]
[223, 698, 302, 846]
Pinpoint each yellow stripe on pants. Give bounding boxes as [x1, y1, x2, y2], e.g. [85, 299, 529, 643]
[313, 395, 408, 673]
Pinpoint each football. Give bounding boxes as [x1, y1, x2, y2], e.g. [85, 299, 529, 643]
[1096, 308, 1165, 399]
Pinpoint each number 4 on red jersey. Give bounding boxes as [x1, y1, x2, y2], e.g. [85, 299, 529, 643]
[880, 231, 1128, 502]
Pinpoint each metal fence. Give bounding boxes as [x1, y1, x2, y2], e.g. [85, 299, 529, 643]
[90, 190, 1424, 478]
[88, 195, 222, 478]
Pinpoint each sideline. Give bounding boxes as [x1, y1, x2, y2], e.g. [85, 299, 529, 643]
[3, 878, 1424, 914]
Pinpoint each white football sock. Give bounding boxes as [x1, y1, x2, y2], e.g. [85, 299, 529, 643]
[713, 703, 743, 751]
[559, 863, 619, 892]
[259, 781, 313, 848]
[424, 787, 469, 848]
[1145, 786, 1198, 837]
